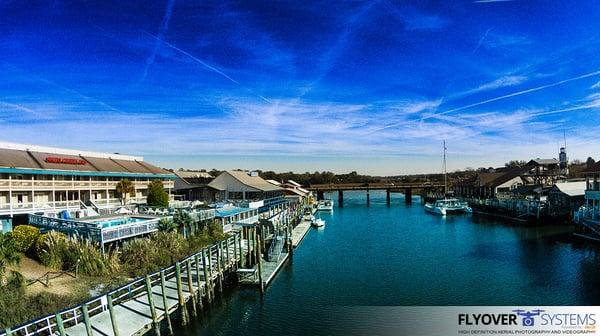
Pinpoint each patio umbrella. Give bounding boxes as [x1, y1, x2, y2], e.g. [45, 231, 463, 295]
[115, 207, 131, 214]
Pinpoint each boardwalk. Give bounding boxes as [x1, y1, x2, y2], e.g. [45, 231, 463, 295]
[291, 218, 312, 247]
[3, 234, 245, 336]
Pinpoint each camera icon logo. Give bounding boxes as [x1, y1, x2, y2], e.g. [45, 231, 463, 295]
[513, 309, 544, 327]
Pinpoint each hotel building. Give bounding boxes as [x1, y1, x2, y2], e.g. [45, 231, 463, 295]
[0, 142, 175, 227]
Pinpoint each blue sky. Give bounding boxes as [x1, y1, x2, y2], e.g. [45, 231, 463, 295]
[1, 0, 600, 175]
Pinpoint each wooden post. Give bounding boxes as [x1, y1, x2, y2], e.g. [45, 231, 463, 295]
[160, 271, 174, 336]
[186, 260, 197, 317]
[237, 232, 243, 267]
[55, 313, 66, 336]
[175, 262, 189, 325]
[107, 293, 120, 336]
[202, 249, 212, 304]
[82, 303, 93, 336]
[194, 254, 204, 310]
[208, 246, 215, 299]
[233, 235, 238, 266]
[225, 238, 230, 268]
[256, 228, 264, 293]
[216, 243, 223, 294]
[145, 275, 161, 336]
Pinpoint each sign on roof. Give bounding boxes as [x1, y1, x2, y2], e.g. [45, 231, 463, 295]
[45, 157, 87, 165]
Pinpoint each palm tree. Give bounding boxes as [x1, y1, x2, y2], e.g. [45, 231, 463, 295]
[115, 179, 135, 205]
[0, 233, 21, 285]
[174, 210, 194, 238]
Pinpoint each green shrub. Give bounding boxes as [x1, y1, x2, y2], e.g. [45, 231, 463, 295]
[35, 231, 67, 269]
[120, 232, 187, 277]
[63, 238, 120, 277]
[11, 225, 40, 253]
[158, 218, 176, 232]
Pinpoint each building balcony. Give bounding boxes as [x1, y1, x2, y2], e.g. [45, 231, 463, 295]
[585, 190, 600, 201]
[0, 179, 174, 191]
[0, 200, 82, 216]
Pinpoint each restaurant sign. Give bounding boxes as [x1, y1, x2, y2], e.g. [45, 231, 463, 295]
[45, 157, 88, 165]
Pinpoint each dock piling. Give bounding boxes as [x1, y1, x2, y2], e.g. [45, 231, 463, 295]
[145, 275, 161, 336]
[81, 303, 93, 336]
[175, 262, 189, 325]
[55, 313, 66, 336]
[338, 190, 344, 207]
[107, 293, 120, 336]
[160, 271, 174, 336]
[386, 189, 391, 206]
[202, 249, 212, 304]
[194, 255, 204, 311]
[186, 260, 197, 317]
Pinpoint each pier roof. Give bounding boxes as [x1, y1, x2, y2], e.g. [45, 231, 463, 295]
[0, 143, 173, 178]
[209, 170, 284, 192]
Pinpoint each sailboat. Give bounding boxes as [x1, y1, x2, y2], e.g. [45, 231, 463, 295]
[424, 141, 472, 216]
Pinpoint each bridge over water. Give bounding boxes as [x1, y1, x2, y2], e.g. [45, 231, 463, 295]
[307, 182, 445, 206]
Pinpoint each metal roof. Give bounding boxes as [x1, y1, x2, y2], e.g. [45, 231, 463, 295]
[551, 181, 586, 197]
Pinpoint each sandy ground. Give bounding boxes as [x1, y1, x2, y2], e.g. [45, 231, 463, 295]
[14, 257, 87, 296]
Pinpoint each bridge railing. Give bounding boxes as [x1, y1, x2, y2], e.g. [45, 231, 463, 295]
[1, 233, 240, 336]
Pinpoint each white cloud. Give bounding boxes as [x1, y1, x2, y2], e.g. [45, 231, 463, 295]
[473, 75, 527, 93]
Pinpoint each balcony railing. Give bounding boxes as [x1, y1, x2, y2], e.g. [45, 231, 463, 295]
[0, 200, 82, 214]
[0, 179, 174, 191]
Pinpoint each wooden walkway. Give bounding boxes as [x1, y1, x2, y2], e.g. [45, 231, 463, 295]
[3, 234, 245, 336]
[291, 218, 312, 247]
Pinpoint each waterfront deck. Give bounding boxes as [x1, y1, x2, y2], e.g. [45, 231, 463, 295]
[291, 218, 312, 247]
[2, 234, 244, 336]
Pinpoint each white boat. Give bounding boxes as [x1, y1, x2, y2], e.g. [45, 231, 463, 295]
[317, 200, 334, 211]
[312, 218, 325, 228]
[424, 140, 472, 216]
[424, 198, 472, 216]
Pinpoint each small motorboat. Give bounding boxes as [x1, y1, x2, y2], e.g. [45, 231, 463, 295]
[317, 200, 334, 211]
[312, 218, 325, 228]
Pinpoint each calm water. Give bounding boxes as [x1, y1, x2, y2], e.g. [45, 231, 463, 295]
[176, 191, 600, 336]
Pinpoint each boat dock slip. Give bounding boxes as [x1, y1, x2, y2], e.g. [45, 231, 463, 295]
[291, 218, 312, 247]
[239, 252, 290, 288]
[2, 234, 244, 336]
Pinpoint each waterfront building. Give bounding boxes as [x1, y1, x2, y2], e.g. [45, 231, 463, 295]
[173, 170, 215, 201]
[0, 142, 175, 226]
[524, 158, 563, 185]
[455, 169, 525, 199]
[547, 181, 586, 217]
[208, 170, 285, 204]
[572, 163, 600, 241]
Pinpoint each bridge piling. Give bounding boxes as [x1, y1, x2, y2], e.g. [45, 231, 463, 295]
[366, 189, 370, 206]
[386, 189, 391, 206]
[338, 190, 344, 207]
[405, 188, 412, 204]
[317, 190, 324, 201]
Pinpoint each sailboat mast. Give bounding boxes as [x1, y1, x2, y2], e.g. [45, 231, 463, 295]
[443, 140, 447, 196]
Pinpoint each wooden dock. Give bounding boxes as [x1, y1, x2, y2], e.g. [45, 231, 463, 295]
[291, 218, 312, 247]
[3, 234, 245, 336]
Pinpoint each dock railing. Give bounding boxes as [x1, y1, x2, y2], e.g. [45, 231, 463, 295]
[1, 233, 241, 336]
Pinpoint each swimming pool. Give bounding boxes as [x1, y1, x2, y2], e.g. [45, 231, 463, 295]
[88, 216, 152, 228]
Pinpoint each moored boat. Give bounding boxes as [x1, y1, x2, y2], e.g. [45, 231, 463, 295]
[317, 200, 334, 211]
[312, 218, 325, 228]
[424, 198, 472, 216]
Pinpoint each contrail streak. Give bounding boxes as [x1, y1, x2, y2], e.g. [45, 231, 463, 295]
[141, 0, 176, 81]
[369, 69, 600, 134]
[143, 31, 240, 85]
